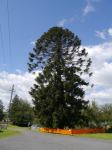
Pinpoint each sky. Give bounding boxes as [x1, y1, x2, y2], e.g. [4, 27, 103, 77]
[0, 0, 112, 107]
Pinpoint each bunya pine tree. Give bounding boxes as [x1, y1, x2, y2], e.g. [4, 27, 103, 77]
[28, 27, 92, 128]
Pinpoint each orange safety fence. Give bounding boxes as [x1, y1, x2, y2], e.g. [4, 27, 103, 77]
[39, 128, 106, 135]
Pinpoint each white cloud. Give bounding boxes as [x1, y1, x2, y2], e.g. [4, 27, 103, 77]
[83, 2, 95, 16]
[108, 27, 112, 36]
[95, 30, 106, 39]
[0, 71, 39, 108]
[30, 41, 35, 45]
[96, 27, 112, 40]
[58, 19, 67, 27]
[83, 0, 100, 16]
[86, 88, 112, 104]
[57, 17, 74, 27]
[84, 41, 112, 104]
[16, 69, 22, 74]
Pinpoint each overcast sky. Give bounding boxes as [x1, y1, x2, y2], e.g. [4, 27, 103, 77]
[0, 0, 112, 107]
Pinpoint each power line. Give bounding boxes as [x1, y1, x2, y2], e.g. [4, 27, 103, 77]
[6, 0, 12, 67]
[0, 24, 5, 64]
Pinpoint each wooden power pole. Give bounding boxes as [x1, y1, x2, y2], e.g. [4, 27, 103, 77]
[9, 84, 15, 118]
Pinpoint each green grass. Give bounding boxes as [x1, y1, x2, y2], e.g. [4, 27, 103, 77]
[0, 125, 22, 139]
[40, 131, 112, 140]
[73, 133, 112, 140]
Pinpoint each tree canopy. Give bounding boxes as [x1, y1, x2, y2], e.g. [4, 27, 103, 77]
[9, 95, 34, 126]
[84, 101, 112, 128]
[0, 100, 4, 121]
[28, 27, 92, 128]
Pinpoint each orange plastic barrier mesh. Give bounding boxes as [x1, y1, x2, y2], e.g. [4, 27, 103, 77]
[39, 128, 106, 135]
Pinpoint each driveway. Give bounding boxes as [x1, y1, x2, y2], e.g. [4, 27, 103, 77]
[0, 130, 111, 150]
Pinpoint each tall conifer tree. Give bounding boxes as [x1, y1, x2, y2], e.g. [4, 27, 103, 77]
[28, 27, 92, 128]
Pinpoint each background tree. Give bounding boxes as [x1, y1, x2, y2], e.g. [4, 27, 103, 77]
[9, 95, 34, 126]
[100, 104, 112, 126]
[85, 101, 102, 127]
[28, 27, 92, 128]
[82, 101, 112, 128]
[0, 100, 4, 122]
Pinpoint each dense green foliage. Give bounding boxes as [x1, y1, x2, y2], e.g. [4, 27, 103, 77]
[100, 104, 112, 125]
[84, 101, 112, 129]
[9, 95, 34, 127]
[0, 100, 4, 121]
[28, 27, 92, 128]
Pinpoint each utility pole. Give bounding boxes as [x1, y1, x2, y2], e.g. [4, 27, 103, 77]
[8, 84, 15, 121]
[9, 84, 15, 109]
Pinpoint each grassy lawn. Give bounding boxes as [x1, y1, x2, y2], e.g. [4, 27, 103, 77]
[0, 125, 22, 139]
[73, 133, 112, 140]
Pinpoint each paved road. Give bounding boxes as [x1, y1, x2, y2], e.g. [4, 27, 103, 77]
[0, 130, 112, 150]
